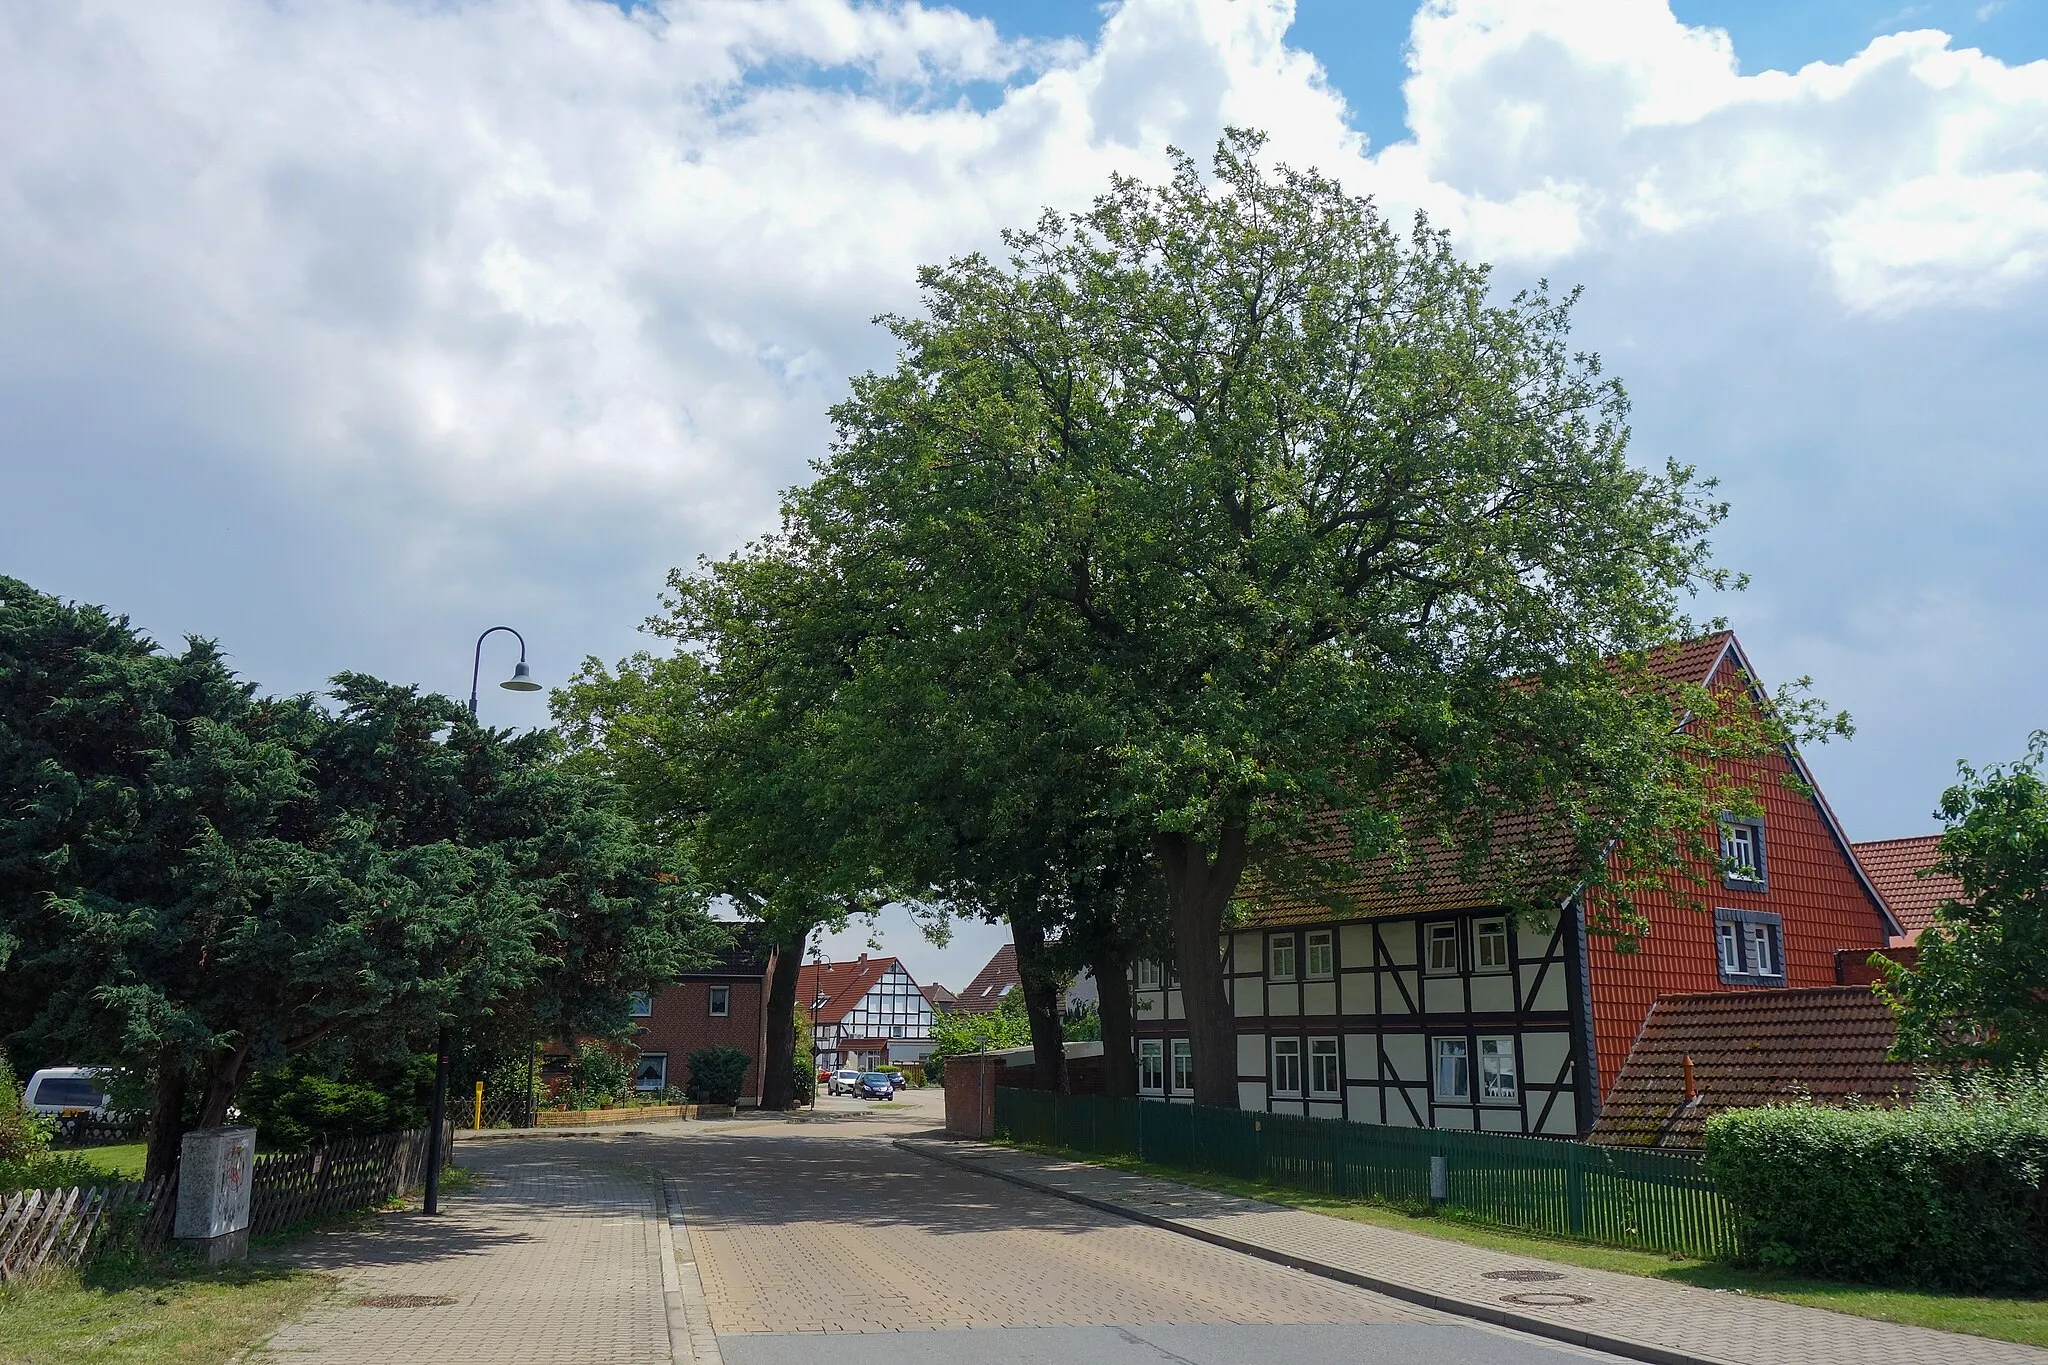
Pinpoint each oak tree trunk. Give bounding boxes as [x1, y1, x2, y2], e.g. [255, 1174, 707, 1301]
[1093, 948, 1138, 1100]
[1010, 918, 1067, 1092]
[759, 934, 806, 1110]
[1159, 824, 1250, 1109]
[143, 1048, 187, 1182]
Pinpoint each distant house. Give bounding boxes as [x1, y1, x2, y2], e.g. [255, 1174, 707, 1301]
[629, 923, 780, 1106]
[920, 982, 959, 1015]
[1853, 835, 1962, 944]
[1589, 986, 1914, 1151]
[1130, 631, 1902, 1138]
[800, 955, 935, 1069]
[954, 943, 1096, 1016]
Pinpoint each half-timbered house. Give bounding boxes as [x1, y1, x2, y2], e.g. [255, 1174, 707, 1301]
[1131, 631, 1901, 1137]
[800, 955, 937, 1069]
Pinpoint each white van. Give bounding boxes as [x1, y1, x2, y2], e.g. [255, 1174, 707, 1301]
[22, 1067, 113, 1118]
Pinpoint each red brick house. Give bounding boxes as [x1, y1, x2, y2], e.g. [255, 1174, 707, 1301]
[1129, 631, 1901, 1137]
[1589, 986, 1913, 1150]
[799, 955, 935, 1069]
[628, 924, 778, 1107]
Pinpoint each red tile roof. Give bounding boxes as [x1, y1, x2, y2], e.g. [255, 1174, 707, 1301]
[956, 944, 1020, 1012]
[1245, 634, 1736, 928]
[1589, 986, 1914, 1150]
[797, 956, 899, 1024]
[920, 983, 958, 1008]
[1853, 835, 1962, 940]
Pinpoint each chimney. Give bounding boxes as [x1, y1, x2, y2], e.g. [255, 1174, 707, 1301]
[858, 953, 868, 966]
[1682, 1055, 1698, 1103]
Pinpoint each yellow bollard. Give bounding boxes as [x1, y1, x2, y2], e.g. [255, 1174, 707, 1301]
[474, 1080, 485, 1130]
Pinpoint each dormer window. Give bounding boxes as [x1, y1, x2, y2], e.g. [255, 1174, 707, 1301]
[1719, 818, 1767, 890]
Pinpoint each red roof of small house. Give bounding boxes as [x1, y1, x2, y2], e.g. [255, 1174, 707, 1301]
[956, 944, 1020, 1012]
[920, 983, 958, 1009]
[1853, 835, 1962, 941]
[797, 956, 900, 1025]
[1588, 987, 1914, 1151]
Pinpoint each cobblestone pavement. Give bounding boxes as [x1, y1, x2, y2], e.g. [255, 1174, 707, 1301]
[906, 1138, 2048, 1365]
[660, 1124, 1507, 1335]
[256, 1140, 671, 1365]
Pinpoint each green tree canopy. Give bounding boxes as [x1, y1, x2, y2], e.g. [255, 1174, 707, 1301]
[1884, 732, 2048, 1070]
[781, 131, 1813, 1104]
[0, 577, 713, 1174]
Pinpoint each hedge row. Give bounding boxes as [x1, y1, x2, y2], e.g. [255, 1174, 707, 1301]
[1704, 1077, 2048, 1291]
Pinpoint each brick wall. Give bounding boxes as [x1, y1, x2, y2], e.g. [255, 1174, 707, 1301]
[943, 1055, 1004, 1137]
[633, 978, 769, 1105]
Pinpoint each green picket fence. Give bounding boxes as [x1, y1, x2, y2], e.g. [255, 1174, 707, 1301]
[995, 1088, 1740, 1260]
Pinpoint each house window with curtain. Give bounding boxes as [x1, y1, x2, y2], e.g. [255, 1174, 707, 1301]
[1433, 1037, 1469, 1101]
[1138, 1040, 1165, 1093]
[1268, 934, 1297, 981]
[1170, 1039, 1194, 1094]
[708, 986, 729, 1017]
[1308, 1038, 1340, 1098]
[1305, 930, 1334, 979]
[1719, 817, 1767, 890]
[1474, 918, 1509, 973]
[1425, 922, 1461, 975]
[634, 1052, 667, 1092]
[1271, 1038, 1303, 1096]
[1478, 1037, 1517, 1102]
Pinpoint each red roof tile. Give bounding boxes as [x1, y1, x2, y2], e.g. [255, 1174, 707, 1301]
[1589, 986, 1914, 1151]
[797, 956, 899, 1024]
[956, 944, 1020, 1012]
[1853, 835, 1963, 939]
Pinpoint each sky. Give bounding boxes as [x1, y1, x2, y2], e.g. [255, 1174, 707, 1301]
[4, 0, 2045, 990]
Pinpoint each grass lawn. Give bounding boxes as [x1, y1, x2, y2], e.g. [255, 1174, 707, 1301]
[1011, 1144, 2048, 1350]
[0, 1259, 329, 1365]
[73, 1144, 148, 1181]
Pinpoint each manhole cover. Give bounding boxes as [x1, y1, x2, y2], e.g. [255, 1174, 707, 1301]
[354, 1294, 457, 1308]
[1501, 1292, 1595, 1307]
[1482, 1269, 1566, 1282]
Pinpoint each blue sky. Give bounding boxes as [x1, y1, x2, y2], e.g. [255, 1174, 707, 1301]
[3, 0, 2043, 987]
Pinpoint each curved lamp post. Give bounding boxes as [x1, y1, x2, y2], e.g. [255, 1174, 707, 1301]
[428, 625, 543, 1215]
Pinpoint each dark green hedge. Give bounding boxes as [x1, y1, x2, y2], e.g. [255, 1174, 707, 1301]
[1704, 1085, 2048, 1291]
[685, 1047, 751, 1106]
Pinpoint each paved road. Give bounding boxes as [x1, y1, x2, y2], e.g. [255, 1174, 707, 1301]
[654, 1095, 1623, 1364]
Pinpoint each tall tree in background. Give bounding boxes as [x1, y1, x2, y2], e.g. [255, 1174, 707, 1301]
[0, 578, 712, 1176]
[796, 131, 1807, 1106]
[1884, 732, 2048, 1070]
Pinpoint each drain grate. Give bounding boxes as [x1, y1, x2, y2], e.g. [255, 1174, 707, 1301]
[1500, 1291, 1595, 1307]
[1481, 1269, 1566, 1283]
[354, 1294, 457, 1308]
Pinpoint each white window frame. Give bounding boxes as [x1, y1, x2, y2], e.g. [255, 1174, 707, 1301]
[1746, 921, 1777, 977]
[634, 1051, 668, 1092]
[1719, 818, 1767, 889]
[1169, 1039, 1194, 1094]
[1270, 1038, 1303, 1097]
[1478, 1036, 1518, 1103]
[1135, 960, 1165, 990]
[1304, 930, 1335, 980]
[1308, 1037, 1340, 1098]
[629, 990, 654, 1018]
[1715, 908, 1785, 984]
[1268, 934, 1297, 982]
[1473, 918, 1509, 974]
[1433, 1036, 1470, 1101]
[1425, 922, 1461, 976]
[707, 985, 730, 1017]
[1718, 920, 1743, 975]
[1138, 1039, 1165, 1094]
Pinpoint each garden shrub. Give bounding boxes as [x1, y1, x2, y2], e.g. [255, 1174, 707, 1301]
[1704, 1070, 2048, 1291]
[685, 1047, 750, 1106]
[566, 1043, 632, 1109]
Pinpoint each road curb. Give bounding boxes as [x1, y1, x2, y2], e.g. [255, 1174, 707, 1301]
[895, 1137, 1736, 1365]
[656, 1176, 724, 1365]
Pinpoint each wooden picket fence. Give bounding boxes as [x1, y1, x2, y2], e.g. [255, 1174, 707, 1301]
[0, 1123, 449, 1281]
[0, 1178, 167, 1281]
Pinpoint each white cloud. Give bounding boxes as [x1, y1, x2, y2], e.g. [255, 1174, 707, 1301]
[1, 0, 2043, 835]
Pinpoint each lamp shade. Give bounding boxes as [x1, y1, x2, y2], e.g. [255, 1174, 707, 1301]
[500, 660, 543, 692]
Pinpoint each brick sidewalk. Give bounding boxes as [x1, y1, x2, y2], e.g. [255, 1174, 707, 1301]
[255, 1140, 675, 1364]
[898, 1137, 2047, 1365]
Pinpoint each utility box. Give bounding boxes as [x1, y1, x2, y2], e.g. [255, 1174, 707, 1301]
[174, 1126, 257, 1264]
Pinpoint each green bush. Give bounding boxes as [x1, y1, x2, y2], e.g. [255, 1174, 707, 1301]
[566, 1043, 633, 1110]
[0, 1055, 53, 1164]
[237, 1055, 432, 1152]
[684, 1047, 750, 1106]
[1704, 1071, 2048, 1291]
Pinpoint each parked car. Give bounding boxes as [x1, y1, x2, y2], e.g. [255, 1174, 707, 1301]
[827, 1068, 862, 1097]
[857, 1072, 895, 1100]
[22, 1067, 113, 1118]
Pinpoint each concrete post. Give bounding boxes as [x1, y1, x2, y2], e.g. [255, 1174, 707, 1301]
[174, 1126, 257, 1264]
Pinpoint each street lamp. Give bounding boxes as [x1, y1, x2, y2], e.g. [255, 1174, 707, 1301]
[469, 625, 542, 719]
[427, 625, 543, 1216]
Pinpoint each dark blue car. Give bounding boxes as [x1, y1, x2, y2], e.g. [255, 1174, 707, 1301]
[857, 1072, 895, 1100]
